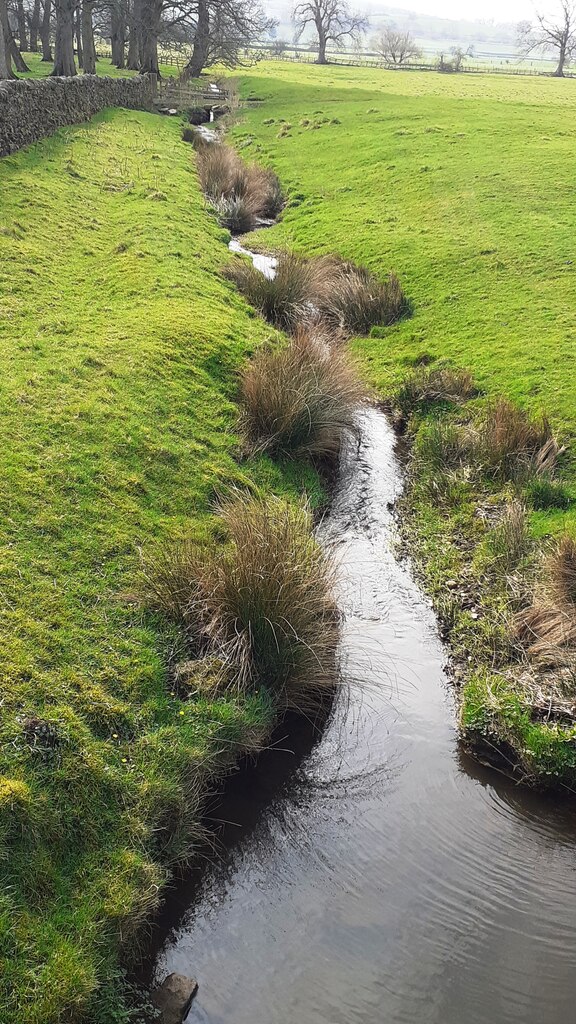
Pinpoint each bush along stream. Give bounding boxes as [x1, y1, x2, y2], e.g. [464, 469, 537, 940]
[145, 125, 576, 1023]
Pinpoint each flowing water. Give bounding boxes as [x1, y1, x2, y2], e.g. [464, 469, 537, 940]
[152, 247, 576, 1024]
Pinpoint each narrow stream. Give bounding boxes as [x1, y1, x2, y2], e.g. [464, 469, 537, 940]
[153, 247, 576, 1023]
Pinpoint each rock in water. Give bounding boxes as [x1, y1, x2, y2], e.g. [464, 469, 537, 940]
[151, 973, 199, 1023]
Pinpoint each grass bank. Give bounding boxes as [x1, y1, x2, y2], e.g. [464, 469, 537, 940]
[0, 107, 323, 1022]
[225, 62, 576, 786]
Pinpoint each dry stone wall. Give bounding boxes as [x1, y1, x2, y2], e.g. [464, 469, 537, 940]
[0, 74, 156, 157]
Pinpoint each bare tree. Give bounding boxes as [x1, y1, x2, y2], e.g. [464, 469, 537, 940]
[110, 0, 126, 66]
[182, 0, 273, 79]
[373, 26, 420, 65]
[518, 1, 576, 77]
[3, 1, 29, 69]
[293, 0, 367, 65]
[15, 0, 28, 50]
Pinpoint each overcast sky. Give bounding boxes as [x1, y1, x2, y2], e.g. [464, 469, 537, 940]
[404, 0, 551, 22]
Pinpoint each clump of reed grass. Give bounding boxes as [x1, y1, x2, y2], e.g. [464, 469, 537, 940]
[395, 363, 476, 417]
[478, 398, 561, 482]
[311, 255, 406, 334]
[226, 249, 406, 335]
[225, 251, 314, 331]
[483, 501, 532, 581]
[212, 195, 256, 234]
[515, 534, 576, 660]
[143, 494, 340, 708]
[239, 328, 368, 460]
[547, 534, 576, 607]
[196, 144, 284, 231]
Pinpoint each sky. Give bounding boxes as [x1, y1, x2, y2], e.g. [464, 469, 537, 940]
[402, 0, 553, 22]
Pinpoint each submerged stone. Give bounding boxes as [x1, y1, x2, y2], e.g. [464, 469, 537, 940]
[151, 972, 198, 1023]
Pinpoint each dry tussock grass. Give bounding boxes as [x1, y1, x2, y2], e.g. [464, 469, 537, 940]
[225, 251, 315, 331]
[310, 255, 406, 334]
[479, 398, 562, 481]
[395, 363, 476, 416]
[143, 494, 340, 709]
[239, 327, 368, 459]
[196, 144, 284, 232]
[515, 534, 576, 661]
[227, 249, 406, 335]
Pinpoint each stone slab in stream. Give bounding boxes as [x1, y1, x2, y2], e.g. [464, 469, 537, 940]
[151, 972, 198, 1023]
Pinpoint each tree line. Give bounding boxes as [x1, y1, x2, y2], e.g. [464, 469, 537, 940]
[0, 0, 274, 80]
[0, 0, 575, 85]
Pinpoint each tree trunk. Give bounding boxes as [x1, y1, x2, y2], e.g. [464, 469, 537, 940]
[0, 0, 15, 77]
[75, 5, 82, 65]
[51, 0, 76, 74]
[7, 18, 30, 69]
[554, 43, 566, 76]
[182, 0, 208, 79]
[138, 0, 159, 75]
[40, 0, 52, 59]
[29, 0, 42, 50]
[110, 2, 125, 68]
[126, 0, 140, 68]
[16, 0, 28, 50]
[81, 0, 95, 72]
[315, 18, 327, 63]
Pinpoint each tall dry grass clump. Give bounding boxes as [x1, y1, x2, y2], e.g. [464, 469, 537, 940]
[311, 256, 406, 334]
[225, 251, 315, 331]
[226, 249, 407, 335]
[196, 144, 284, 232]
[478, 398, 561, 481]
[547, 535, 576, 607]
[144, 494, 340, 708]
[515, 533, 576, 660]
[239, 328, 368, 460]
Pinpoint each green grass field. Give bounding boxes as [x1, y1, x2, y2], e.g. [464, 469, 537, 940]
[0, 107, 320, 1023]
[16, 51, 179, 79]
[228, 62, 576, 781]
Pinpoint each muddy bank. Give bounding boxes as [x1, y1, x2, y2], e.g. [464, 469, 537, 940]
[151, 408, 576, 1024]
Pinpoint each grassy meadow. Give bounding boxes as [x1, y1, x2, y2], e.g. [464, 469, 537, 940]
[15, 51, 180, 79]
[228, 63, 576, 781]
[231, 63, 576, 492]
[0, 108, 321, 1022]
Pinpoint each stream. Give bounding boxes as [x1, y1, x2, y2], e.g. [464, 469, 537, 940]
[152, 245, 576, 1023]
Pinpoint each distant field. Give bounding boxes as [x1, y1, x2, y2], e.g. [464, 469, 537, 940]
[231, 61, 576, 533]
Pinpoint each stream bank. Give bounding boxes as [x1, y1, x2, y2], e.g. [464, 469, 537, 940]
[153, 405, 576, 1024]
